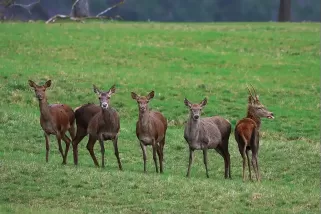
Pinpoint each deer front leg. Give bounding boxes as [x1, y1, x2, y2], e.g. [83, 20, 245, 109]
[186, 148, 194, 177]
[203, 149, 209, 178]
[140, 142, 147, 173]
[86, 135, 99, 167]
[99, 140, 105, 168]
[44, 132, 50, 163]
[113, 136, 122, 170]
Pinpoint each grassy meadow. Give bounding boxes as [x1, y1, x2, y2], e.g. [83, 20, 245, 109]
[0, 22, 320, 213]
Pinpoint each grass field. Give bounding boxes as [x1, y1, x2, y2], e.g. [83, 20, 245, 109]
[0, 21, 320, 213]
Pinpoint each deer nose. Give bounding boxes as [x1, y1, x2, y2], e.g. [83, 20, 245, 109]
[36, 94, 42, 100]
[193, 115, 199, 120]
[102, 103, 108, 108]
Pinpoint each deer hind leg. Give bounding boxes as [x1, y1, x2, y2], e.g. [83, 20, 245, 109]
[62, 134, 72, 164]
[86, 135, 99, 167]
[186, 148, 194, 177]
[68, 124, 76, 141]
[140, 142, 147, 173]
[44, 132, 50, 163]
[216, 145, 229, 179]
[157, 138, 165, 173]
[246, 150, 252, 180]
[203, 149, 209, 178]
[238, 145, 247, 182]
[72, 127, 87, 165]
[152, 141, 159, 173]
[56, 134, 65, 164]
[112, 136, 122, 170]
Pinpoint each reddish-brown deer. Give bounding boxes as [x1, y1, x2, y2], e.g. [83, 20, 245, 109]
[131, 91, 167, 173]
[28, 80, 75, 164]
[234, 85, 274, 181]
[72, 84, 122, 170]
[184, 98, 231, 178]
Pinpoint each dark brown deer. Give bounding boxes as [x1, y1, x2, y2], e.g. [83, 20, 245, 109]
[234, 85, 274, 181]
[28, 80, 75, 164]
[72, 84, 122, 170]
[131, 91, 167, 173]
[184, 98, 231, 178]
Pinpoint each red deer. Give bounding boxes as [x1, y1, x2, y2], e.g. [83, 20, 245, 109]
[234, 85, 274, 181]
[28, 80, 75, 164]
[72, 84, 122, 170]
[184, 98, 231, 178]
[131, 91, 167, 173]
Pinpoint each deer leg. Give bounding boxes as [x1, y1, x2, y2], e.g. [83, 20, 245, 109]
[251, 154, 258, 181]
[86, 135, 99, 167]
[246, 150, 252, 180]
[186, 148, 194, 177]
[112, 136, 122, 171]
[99, 140, 105, 168]
[240, 145, 247, 182]
[203, 149, 209, 178]
[140, 142, 147, 173]
[255, 154, 260, 181]
[72, 127, 87, 165]
[157, 142, 164, 173]
[215, 146, 229, 179]
[56, 134, 65, 164]
[62, 134, 71, 164]
[44, 132, 50, 163]
[152, 141, 159, 173]
[68, 124, 76, 140]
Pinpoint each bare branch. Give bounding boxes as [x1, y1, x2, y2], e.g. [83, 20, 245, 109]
[9, 0, 40, 14]
[96, 0, 125, 17]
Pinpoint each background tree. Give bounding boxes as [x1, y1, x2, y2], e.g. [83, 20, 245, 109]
[278, 0, 291, 21]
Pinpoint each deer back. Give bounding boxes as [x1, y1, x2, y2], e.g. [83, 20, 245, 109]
[42, 104, 74, 134]
[75, 103, 101, 130]
[234, 118, 257, 147]
[184, 116, 230, 149]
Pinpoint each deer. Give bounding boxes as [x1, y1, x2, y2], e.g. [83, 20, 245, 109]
[234, 85, 274, 181]
[28, 80, 75, 164]
[131, 91, 167, 173]
[72, 84, 122, 170]
[184, 97, 231, 179]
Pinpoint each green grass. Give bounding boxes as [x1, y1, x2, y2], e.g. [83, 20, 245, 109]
[0, 21, 320, 213]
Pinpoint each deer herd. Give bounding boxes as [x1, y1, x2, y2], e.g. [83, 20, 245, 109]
[28, 79, 274, 182]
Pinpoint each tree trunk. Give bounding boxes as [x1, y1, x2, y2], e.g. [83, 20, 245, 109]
[71, 0, 89, 17]
[278, 0, 291, 22]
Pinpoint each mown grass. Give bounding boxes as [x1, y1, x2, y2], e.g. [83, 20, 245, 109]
[0, 22, 320, 213]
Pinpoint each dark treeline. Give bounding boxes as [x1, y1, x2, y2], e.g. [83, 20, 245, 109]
[1, 0, 320, 22]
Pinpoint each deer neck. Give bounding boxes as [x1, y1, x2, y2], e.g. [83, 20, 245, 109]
[138, 109, 150, 131]
[101, 107, 113, 125]
[38, 98, 52, 122]
[246, 107, 261, 129]
[186, 116, 200, 140]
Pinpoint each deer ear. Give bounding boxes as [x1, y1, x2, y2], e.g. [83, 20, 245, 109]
[131, 92, 138, 100]
[248, 95, 254, 104]
[147, 91, 154, 100]
[108, 84, 116, 95]
[28, 80, 37, 88]
[200, 98, 208, 107]
[184, 98, 191, 107]
[44, 80, 51, 88]
[93, 85, 101, 95]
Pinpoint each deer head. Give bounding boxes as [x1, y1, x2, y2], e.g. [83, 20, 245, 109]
[93, 84, 116, 110]
[184, 98, 208, 120]
[131, 91, 154, 113]
[247, 85, 274, 119]
[28, 80, 51, 101]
